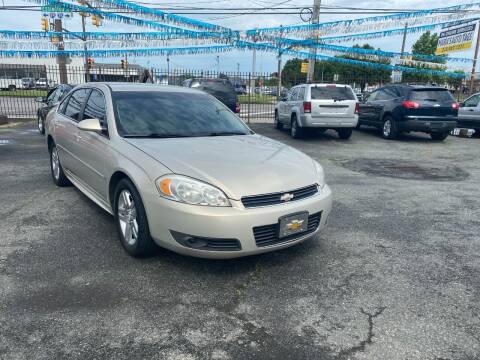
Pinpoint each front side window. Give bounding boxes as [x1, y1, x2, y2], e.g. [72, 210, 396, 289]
[289, 88, 298, 101]
[112, 91, 251, 138]
[63, 89, 90, 121]
[82, 89, 107, 127]
[464, 94, 480, 107]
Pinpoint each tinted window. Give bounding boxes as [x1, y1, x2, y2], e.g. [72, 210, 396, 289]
[375, 88, 398, 101]
[64, 89, 90, 121]
[463, 94, 480, 107]
[112, 91, 250, 137]
[289, 88, 298, 101]
[46, 87, 59, 104]
[297, 87, 305, 100]
[409, 89, 454, 103]
[82, 90, 107, 127]
[310, 86, 355, 100]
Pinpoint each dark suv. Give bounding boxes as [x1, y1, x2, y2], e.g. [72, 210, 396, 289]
[358, 85, 459, 140]
[182, 77, 240, 113]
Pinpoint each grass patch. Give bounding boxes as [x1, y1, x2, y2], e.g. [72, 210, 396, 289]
[238, 94, 277, 104]
[0, 90, 48, 97]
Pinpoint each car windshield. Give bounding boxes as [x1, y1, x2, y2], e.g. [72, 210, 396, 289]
[112, 91, 250, 138]
[409, 89, 454, 103]
[310, 86, 355, 100]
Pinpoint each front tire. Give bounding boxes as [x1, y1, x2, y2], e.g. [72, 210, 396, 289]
[290, 115, 304, 139]
[114, 178, 156, 257]
[382, 116, 398, 140]
[274, 111, 283, 130]
[38, 115, 45, 135]
[430, 132, 449, 141]
[50, 144, 70, 187]
[337, 128, 353, 139]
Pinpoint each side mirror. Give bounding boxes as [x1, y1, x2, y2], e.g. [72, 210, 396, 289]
[77, 118, 103, 133]
[459, 102, 465, 108]
[35, 96, 46, 103]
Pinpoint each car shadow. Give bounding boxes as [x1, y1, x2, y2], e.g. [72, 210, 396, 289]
[354, 126, 444, 142]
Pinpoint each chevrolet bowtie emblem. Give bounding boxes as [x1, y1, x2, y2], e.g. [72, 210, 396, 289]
[286, 219, 304, 231]
[280, 193, 294, 202]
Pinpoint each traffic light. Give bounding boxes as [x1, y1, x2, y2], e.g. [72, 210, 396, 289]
[120, 59, 127, 69]
[87, 58, 94, 69]
[92, 15, 102, 27]
[41, 17, 49, 32]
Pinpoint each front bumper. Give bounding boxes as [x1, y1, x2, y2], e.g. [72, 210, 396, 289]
[399, 117, 457, 133]
[143, 185, 333, 259]
[300, 114, 358, 128]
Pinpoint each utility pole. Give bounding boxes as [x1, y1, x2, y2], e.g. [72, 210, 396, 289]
[400, 22, 408, 58]
[237, 62, 240, 74]
[81, 13, 89, 82]
[470, 21, 480, 95]
[306, 0, 321, 83]
[166, 55, 170, 85]
[277, 26, 283, 98]
[54, 19, 68, 84]
[251, 33, 257, 94]
[216, 55, 220, 74]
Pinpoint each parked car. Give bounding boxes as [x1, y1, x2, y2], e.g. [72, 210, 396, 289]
[45, 83, 332, 258]
[22, 77, 36, 89]
[357, 85, 459, 140]
[182, 77, 240, 113]
[35, 78, 55, 90]
[457, 93, 480, 137]
[0, 75, 22, 91]
[35, 84, 73, 134]
[274, 83, 359, 139]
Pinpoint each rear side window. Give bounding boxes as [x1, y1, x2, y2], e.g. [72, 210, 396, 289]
[310, 86, 355, 100]
[63, 89, 90, 121]
[409, 90, 454, 103]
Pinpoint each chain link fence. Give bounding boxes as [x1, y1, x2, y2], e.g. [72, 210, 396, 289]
[0, 63, 467, 122]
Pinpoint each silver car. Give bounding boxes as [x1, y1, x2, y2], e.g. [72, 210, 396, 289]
[46, 83, 332, 258]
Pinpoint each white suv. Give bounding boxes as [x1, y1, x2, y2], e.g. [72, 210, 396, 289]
[275, 83, 359, 139]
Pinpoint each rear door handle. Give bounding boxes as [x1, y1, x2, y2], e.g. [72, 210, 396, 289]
[468, 109, 475, 112]
[75, 134, 83, 141]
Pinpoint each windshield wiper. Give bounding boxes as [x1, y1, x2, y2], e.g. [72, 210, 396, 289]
[123, 133, 192, 138]
[205, 131, 248, 136]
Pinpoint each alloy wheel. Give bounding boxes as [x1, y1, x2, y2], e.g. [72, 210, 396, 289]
[51, 147, 60, 180]
[117, 190, 139, 246]
[383, 119, 391, 137]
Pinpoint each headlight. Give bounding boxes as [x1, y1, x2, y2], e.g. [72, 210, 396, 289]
[313, 160, 326, 188]
[156, 175, 231, 207]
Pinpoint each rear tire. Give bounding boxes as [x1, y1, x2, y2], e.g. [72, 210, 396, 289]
[381, 116, 398, 140]
[290, 115, 304, 139]
[430, 132, 449, 141]
[472, 129, 480, 138]
[114, 178, 156, 257]
[49, 144, 71, 187]
[38, 115, 45, 135]
[337, 128, 353, 140]
[274, 111, 283, 130]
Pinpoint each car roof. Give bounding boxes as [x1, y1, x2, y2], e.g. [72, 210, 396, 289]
[77, 82, 202, 94]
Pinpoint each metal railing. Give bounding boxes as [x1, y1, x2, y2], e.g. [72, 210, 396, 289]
[0, 64, 467, 120]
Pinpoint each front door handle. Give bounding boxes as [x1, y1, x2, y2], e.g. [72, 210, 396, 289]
[75, 134, 83, 141]
[468, 109, 475, 112]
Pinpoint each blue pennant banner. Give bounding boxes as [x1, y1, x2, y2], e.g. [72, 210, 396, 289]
[235, 41, 466, 78]
[26, 0, 238, 39]
[92, 0, 231, 32]
[0, 44, 234, 58]
[0, 30, 232, 41]
[246, 3, 480, 38]
[275, 37, 473, 63]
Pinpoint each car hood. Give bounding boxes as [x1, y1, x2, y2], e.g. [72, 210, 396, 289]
[125, 134, 318, 200]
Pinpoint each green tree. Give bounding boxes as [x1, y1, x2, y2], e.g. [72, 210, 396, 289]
[281, 44, 391, 90]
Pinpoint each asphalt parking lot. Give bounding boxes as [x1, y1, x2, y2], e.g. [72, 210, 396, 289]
[1, 121, 479, 360]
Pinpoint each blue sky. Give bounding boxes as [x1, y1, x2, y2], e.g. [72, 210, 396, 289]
[0, 0, 476, 73]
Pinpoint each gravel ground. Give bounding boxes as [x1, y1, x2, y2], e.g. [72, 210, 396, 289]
[0, 121, 479, 360]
